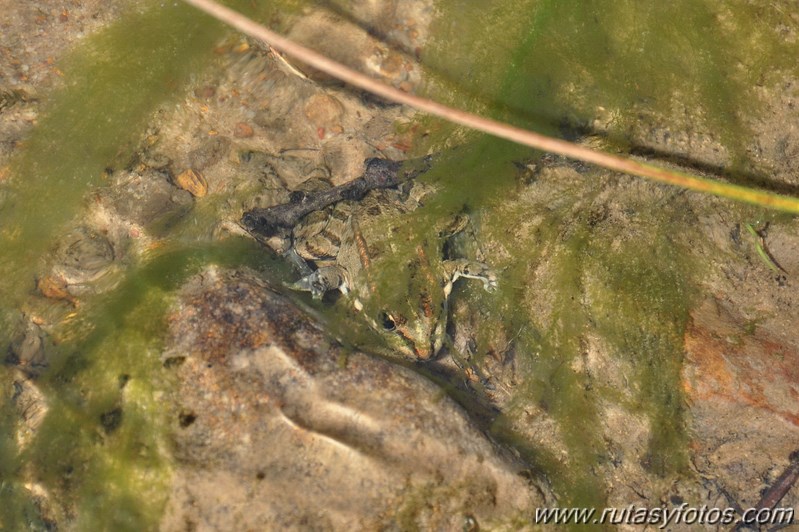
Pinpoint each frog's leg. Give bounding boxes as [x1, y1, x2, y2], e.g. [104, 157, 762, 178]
[430, 259, 497, 359]
[439, 212, 496, 268]
[289, 265, 349, 299]
[438, 213, 470, 238]
[444, 337, 496, 391]
[442, 258, 498, 297]
[283, 247, 315, 277]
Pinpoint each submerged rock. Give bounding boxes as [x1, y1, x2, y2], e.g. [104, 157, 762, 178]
[683, 297, 799, 510]
[6, 319, 48, 376]
[160, 267, 547, 530]
[103, 168, 194, 235]
[53, 226, 115, 289]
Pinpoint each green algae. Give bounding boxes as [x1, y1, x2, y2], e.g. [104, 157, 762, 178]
[0, 3, 217, 334]
[459, 164, 698, 510]
[584, 224, 693, 477]
[0, 0, 233, 524]
[2, 0, 797, 525]
[422, 1, 799, 168]
[0, 1, 298, 527]
[0, 0, 291, 345]
[402, 0, 799, 512]
[1, 238, 271, 530]
[484, 185, 613, 510]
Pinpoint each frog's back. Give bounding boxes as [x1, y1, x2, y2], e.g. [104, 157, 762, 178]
[292, 202, 353, 266]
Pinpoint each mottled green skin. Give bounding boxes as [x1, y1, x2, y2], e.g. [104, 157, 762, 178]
[291, 186, 457, 359]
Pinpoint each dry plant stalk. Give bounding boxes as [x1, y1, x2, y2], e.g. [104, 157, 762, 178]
[184, 0, 799, 214]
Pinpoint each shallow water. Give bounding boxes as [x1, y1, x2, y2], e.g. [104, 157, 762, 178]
[2, 0, 799, 526]
[0, 2, 223, 342]
[0, 1, 291, 528]
[419, 0, 799, 508]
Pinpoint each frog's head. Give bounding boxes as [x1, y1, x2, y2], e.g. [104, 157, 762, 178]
[372, 290, 444, 360]
[361, 246, 448, 360]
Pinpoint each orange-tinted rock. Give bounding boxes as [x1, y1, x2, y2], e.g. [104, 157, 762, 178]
[232, 122, 253, 138]
[37, 275, 72, 302]
[683, 298, 799, 426]
[174, 168, 207, 198]
[303, 93, 343, 132]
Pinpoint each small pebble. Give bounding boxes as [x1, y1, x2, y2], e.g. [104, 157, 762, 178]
[37, 276, 72, 301]
[175, 169, 208, 198]
[304, 93, 343, 130]
[194, 86, 216, 99]
[233, 122, 254, 138]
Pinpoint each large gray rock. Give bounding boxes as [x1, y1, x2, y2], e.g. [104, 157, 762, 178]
[160, 267, 546, 531]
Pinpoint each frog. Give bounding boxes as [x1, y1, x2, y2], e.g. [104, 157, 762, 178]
[285, 180, 497, 360]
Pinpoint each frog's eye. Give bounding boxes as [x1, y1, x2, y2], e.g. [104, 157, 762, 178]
[378, 311, 396, 331]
